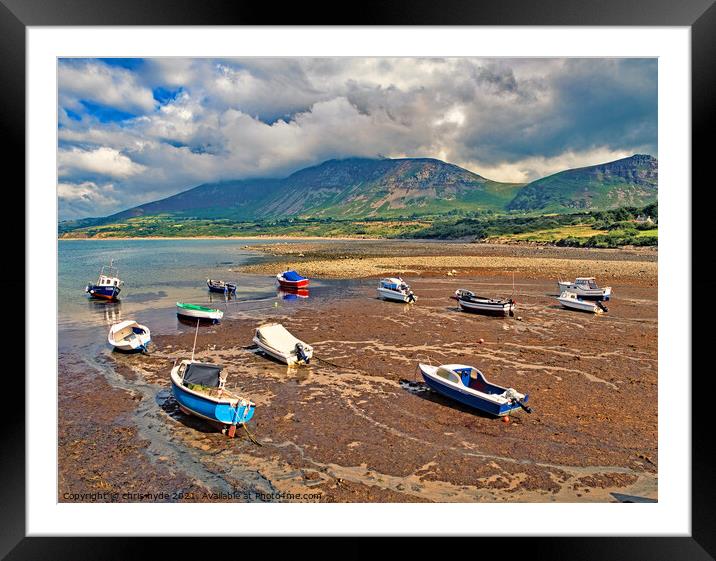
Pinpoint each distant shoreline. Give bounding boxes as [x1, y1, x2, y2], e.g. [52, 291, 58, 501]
[57, 235, 377, 241]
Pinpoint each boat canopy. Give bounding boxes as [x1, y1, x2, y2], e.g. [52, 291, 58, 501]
[256, 323, 306, 354]
[184, 363, 223, 388]
[282, 270, 306, 282]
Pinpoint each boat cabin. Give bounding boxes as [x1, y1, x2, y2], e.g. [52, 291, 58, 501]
[96, 263, 122, 287]
[574, 277, 599, 289]
[380, 277, 409, 291]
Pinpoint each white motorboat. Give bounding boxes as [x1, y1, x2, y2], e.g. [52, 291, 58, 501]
[452, 289, 515, 316]
[557, 277, 612, 300]
[253, 323, 313, 365]
[377, 277, 416, 303]
[108, 320, 151, 352]
[557, 291, 607, 313]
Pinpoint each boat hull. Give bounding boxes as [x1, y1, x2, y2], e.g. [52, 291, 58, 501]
[171, 380, 255, 426]
[457, 298, 514, 316]
[377, 287, 415, 303]
[420, 370, 522, 417]
[278, 278, 310, 289]
[176, 306, 223, 322]
[557, 298, 602, 313]
[86, 284, 121, 300]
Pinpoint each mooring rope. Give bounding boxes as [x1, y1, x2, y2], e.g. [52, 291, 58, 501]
[242, 423, 263, 446]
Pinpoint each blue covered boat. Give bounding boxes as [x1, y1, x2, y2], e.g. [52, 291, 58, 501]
[85, 260, 123, 300]
[418, 363, 531, 417]
[170, 359, 256, 438]
[277, 270, 309, 289]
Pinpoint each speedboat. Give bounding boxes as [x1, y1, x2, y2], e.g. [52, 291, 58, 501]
[85, 260, 123, 300]
[377, 277, 416, 303]
[277, 270, 310, 289]
[452, 289, 515, 316]
[253, 323, 313, 365]
[557, 291, 607, 313]
[176, 302, 224, 323]
[557, 277, 612, 300]
[418, 363, 531, 417]
[207, 278, 237, 294]
[108, 320, 151, 352]
[170, 359, 255, 438]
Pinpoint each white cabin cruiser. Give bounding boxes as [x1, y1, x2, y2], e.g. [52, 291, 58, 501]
[377, 277, 416, 303]
[557, 277, 611, 300]
[557, 291, 607, 313]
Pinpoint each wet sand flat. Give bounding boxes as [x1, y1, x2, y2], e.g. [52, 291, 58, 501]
[58, 255, 657, 502]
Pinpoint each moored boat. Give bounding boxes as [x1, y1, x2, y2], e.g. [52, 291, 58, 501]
[418, 363, 531, 417]
[108, 320, 151, 352]
[377, 277, 416, 303]
[557, 277, 612, 300]
[85, 260, 123, 300]
[176, 302, 224, 322]
[253, 323, 313, 365]
[452, 289, 515, 316]
[170, 359, 255, 438]
[277, 270, 310, 289]
[557, 291, 607, 313]
[207, 278, 237, 294]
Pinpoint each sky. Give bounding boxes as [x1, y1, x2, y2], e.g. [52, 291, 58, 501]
[57, 57, 657, 220]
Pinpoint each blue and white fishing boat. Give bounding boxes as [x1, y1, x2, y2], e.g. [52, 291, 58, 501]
[85, 260, 123, 300]
[170, 359, 256, 438]
[418, 363, 531, 417]
[207, 278, 237, 294]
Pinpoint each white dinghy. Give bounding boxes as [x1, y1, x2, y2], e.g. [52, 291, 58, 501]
[108, 320, 151, 352]
[557, 291, 607, 314]
[377, 277, 416, 303]
[253, 323, 313, 365]
[557, 277, 612, 300]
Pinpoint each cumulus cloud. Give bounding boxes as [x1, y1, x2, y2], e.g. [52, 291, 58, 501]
[57, 57, 657, 220]
[59, 146, 147, 179]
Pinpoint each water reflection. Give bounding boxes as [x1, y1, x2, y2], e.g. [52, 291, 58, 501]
[277, 287, 310, 300]
[87, 299, 123, 326]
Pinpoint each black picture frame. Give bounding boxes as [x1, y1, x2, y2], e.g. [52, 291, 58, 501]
[5, 0, 713, 559]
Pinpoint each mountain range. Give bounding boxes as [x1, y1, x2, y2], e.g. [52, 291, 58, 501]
[61, 154, 658, 229]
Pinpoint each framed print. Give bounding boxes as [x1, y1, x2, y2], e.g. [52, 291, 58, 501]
[4, 0, 714, 558]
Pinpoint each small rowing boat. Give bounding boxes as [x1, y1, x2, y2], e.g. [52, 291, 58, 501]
[207, 278, 237, 293]
[176, 302, 224, 322]
[170, 359, 255, 438]
[108, 320, 151, 352]
[557, 277, 612, 300]
[418, 363, 531, 417]
[85, 260, 123, 300]
[253, 323, 313, 365]
[452, 289, 515, 316]
[557, 291, 607, 313]
[277, 270, 310, 289]
[377, 277, 416, 303]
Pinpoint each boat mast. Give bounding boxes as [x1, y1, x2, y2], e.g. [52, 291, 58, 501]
[190, 318, 200, 361]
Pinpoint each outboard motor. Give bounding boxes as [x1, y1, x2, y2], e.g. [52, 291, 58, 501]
[407, 291, 416, 303]
[295, 342, 310, 364]
[596, 300, 608, 312]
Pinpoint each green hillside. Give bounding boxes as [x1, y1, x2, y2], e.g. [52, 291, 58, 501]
[507, 154, 657, 212]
